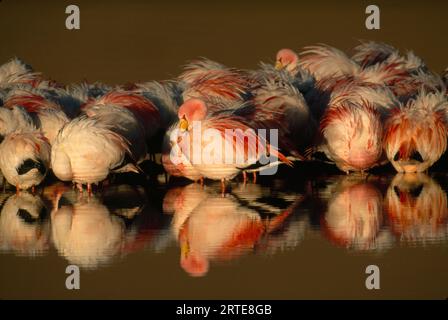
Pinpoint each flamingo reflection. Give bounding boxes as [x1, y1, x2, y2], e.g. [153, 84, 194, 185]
[0, 192, 50, 256]
[164, 182, 304, 277]
[385, 173, 448, 242]
[49, 184, 154, 269]
[321, 176, 385, 250]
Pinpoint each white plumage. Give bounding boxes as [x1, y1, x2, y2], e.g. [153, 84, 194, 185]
[0, 131, 51, 190]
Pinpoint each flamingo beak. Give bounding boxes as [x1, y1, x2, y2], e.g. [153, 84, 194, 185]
[275, 60, 283, 70]
[179, 116, 189, 132]
[181, 240, 189, 258]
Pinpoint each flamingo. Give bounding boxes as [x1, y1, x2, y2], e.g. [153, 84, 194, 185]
[161, 127, 204, 182]
[248, 76, 317, 158]
[132, 80, 182, 129]
[352, 40, 427, 74]
[275, 48, 300, 75]
[172, 98, 292, 190]
[83, 104, 148, 165]
[0, 192, 50, 256]
[300, 43, 430, 100]
[179, 58, 251, 103]
[319, 99, 383, 173]
[321, 177, 384, 250]
[0, 105, 35, 141]
[385, 173, 448, 241]
[82, 90, 162, 143]
[4, 88, 69, 144]
[0, 58, 41, 88]
[383, 90, 448, 173]
[50, 116, 136, 193]
[0, 131, 51, 191]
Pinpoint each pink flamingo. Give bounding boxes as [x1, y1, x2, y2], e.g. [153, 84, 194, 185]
[319, 98, 383, 173]
[82, 91, 162, 141]
[383, 90, 448, 173]
[179, 58, 251, 103]
[172, 99, 292, 191]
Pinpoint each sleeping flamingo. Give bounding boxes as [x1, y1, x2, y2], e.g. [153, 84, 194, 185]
[247, 76, 317, 158]
[0, 105, 35, 141]
[51, 116, 136, 193]
[83, 103, 148, 165]
[318, 98, 383, 173]
[179, 58, 251, 103]
[4, 88, 69, 144]
[299, 43, 429, 100]
[0, 131, 51, 191]
[0, 58, 41, 88]
[82, 90, 162, 144]
[383, 90, 448, 173]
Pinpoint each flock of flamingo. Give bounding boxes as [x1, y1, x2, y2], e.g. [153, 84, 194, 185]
[1, 41, 448, 194]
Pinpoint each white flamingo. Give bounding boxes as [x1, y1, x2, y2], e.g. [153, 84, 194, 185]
[0, 131, 51, 191]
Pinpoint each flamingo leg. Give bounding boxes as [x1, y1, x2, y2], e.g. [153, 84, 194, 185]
[200, 177, 204, 187]
[221, 179, 226, 195]
[243, 171, 247, 184]
[252, 172, 257, 184]
[87, 183, 92, 196]
[76, 183, 83, 193]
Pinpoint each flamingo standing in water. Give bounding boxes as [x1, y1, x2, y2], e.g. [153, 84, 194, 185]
[383, 90, 448, 173]
[51, 116, 135, 193]
[170, 98, 292, 191]
[0, 131, 51, 191]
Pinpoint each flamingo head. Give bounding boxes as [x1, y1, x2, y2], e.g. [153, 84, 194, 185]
[275, 48, 299, 74]
[177, 99, 207, 131]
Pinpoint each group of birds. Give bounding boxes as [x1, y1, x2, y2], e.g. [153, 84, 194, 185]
[1, 41, 448, 193]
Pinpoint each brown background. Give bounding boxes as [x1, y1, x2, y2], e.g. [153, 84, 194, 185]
[0, 0, 447, 299]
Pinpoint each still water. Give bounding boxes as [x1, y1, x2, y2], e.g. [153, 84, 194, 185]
[0, 165, 447, 299]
